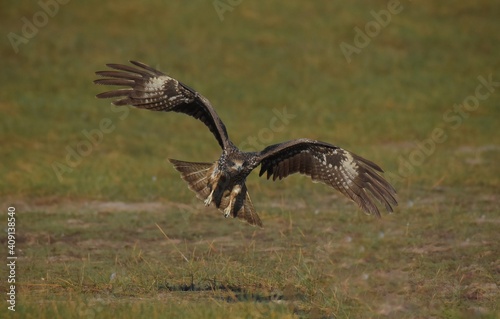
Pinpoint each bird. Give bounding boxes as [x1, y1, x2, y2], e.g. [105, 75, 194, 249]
[94, 61, 397, 227]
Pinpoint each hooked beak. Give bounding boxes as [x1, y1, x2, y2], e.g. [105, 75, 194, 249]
[232, 160, 244, 173]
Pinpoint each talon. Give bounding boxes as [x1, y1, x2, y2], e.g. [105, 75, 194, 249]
[204, 193, 213, 206]
[204, 186, 215, 206]
[223, 206, 231, 218]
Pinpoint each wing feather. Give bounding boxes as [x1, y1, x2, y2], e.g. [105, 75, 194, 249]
[94, 61, 229, 149]
[256, 138, 397, 216]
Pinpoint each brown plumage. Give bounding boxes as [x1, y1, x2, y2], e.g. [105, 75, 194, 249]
[94, 61, 397, 227]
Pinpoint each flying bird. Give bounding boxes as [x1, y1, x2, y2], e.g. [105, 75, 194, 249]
[94, 61, 397, 227]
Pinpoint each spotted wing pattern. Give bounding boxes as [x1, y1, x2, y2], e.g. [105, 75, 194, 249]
[94, 61, 229, 149]
[257, 138, 397, 216]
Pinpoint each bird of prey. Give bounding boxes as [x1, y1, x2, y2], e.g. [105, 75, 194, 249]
[94, 61, 397, 227]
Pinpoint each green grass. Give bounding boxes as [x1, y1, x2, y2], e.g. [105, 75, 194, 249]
[1, 0, 499, 318]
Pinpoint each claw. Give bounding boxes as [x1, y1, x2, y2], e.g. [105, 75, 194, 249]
[223, 206, 231, 218]
[204, 185, 216, 206]
[204, 193, 213, 206]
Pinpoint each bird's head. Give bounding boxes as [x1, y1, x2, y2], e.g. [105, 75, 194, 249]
[228, 159, 245, 173]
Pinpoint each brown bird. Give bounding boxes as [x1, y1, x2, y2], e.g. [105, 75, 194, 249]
[94, 61, 397, 227]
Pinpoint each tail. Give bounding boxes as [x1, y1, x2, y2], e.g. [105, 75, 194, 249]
[168, 159, 214, 201]
[168, 159, 263, 227]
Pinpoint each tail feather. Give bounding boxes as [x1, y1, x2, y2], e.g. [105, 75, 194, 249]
[168, 159, 263, 227]
[168, 159, 213, 200]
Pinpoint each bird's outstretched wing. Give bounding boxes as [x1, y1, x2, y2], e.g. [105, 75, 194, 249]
[94, 61, 229, 149]
[256, 138, 397, 216]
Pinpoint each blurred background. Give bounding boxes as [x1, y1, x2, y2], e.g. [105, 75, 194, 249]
[1, 1, 499, 318]
[1, 0, 499, 201]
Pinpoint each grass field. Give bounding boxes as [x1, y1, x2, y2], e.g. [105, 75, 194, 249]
[1, 0, 499, 318]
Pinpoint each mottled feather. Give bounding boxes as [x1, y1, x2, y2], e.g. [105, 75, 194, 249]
[257, 138, 397, 217]
[169, 159, 262, 227]
[94, 61, 229, 149]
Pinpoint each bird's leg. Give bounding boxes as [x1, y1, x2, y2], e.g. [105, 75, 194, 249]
[224, 203, 231, 218]
[204, 187, 215, 206]
[223, 199, 232, 218]
[223, 185, 242, 218]
[204, 166, 221, 206]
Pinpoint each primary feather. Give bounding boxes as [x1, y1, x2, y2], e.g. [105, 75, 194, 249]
[94, 61, 229, 149]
